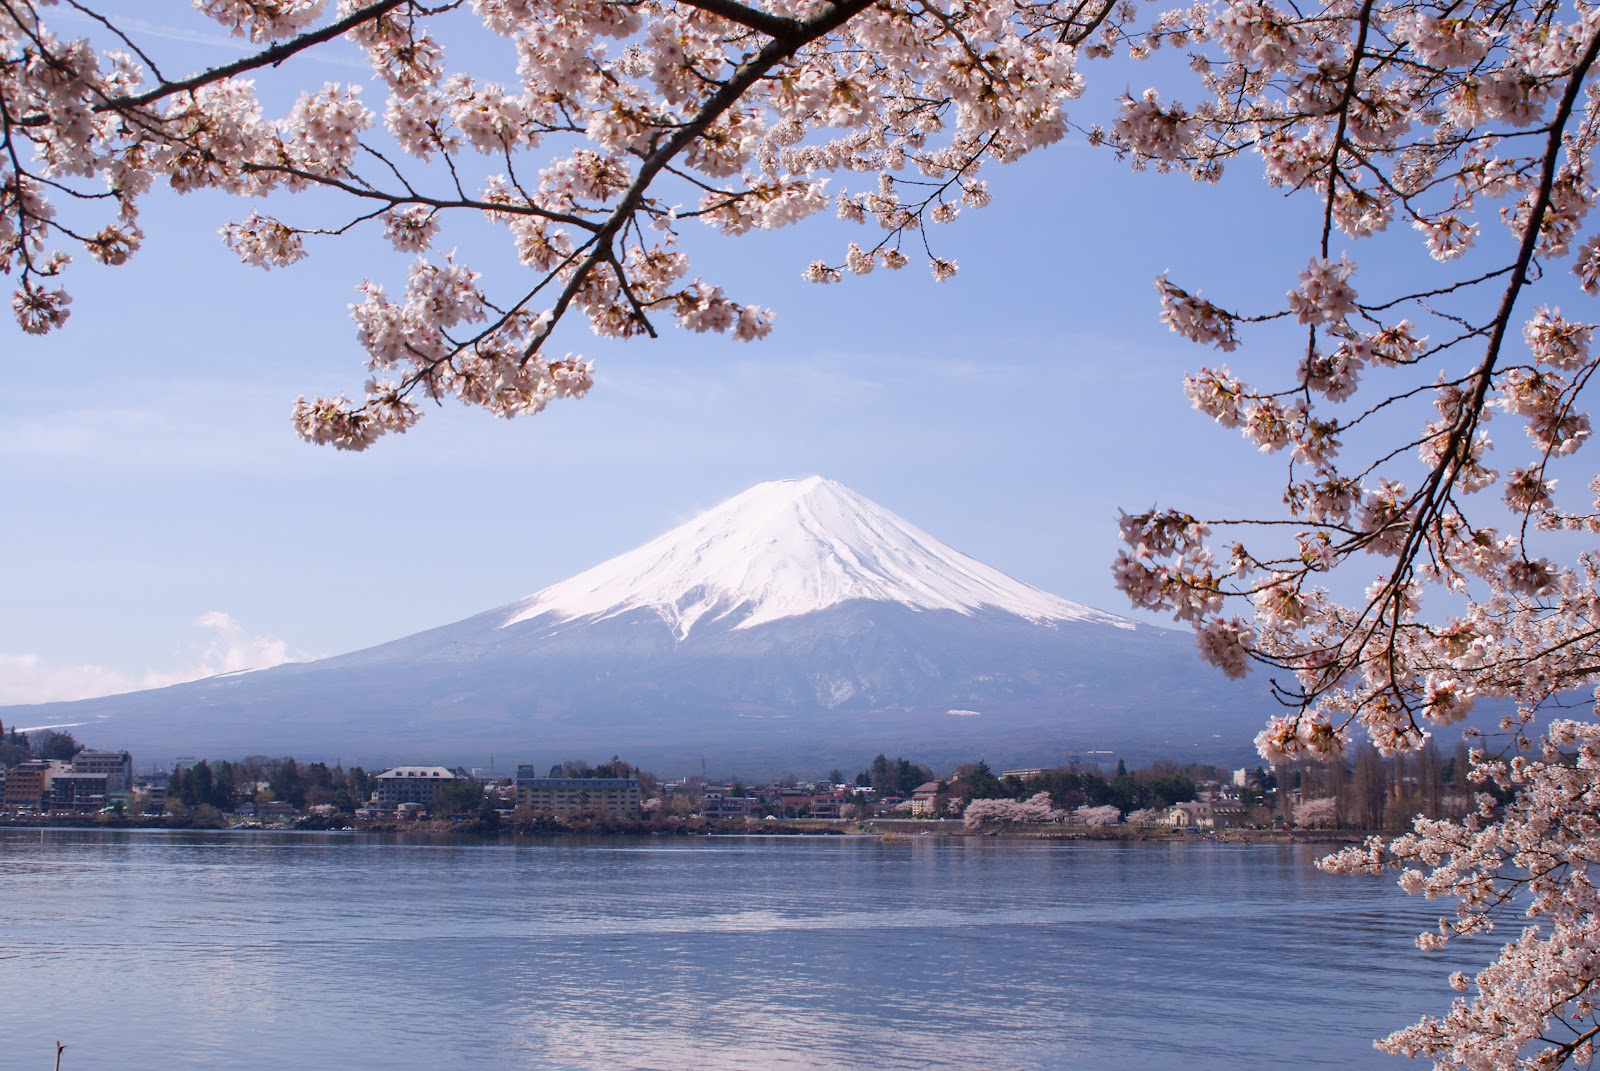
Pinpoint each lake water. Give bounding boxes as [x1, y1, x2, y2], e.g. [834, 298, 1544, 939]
[0, 831, 1458, 1070]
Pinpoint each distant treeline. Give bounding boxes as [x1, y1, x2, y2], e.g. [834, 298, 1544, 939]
[936, 759, 1205, 812]
[167, 757, 385, 813]
[1274, 739, 1480, 830]
[166, 756, 499, 817]
[0, 724, 80, 765]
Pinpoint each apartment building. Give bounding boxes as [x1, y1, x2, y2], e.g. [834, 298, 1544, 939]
[373, 766, 458, 809]
[515, 776, 641, 816]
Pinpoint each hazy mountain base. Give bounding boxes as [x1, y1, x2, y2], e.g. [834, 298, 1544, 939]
[3, 603, 1279, 774]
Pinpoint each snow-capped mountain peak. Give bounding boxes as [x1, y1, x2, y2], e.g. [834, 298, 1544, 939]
[500, 476, 1135, 639]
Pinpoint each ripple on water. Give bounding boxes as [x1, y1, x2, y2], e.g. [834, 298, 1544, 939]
[2, 832, 1457, 1071]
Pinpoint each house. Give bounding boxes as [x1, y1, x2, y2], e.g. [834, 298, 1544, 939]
[1204, 793, 1246, 828]
[773, 788, 814, 817]
[807, 790, 848, 818]
[373, 766, 458, 809]
[1163, 801, 1215, 829]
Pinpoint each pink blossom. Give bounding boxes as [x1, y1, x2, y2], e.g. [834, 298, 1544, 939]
[1286, 255, 1358, 325]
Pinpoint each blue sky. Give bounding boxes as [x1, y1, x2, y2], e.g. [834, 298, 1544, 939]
[1, 7, 1335, 706]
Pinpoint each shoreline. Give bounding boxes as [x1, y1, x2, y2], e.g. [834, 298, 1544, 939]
[0, 813, 1366, 845]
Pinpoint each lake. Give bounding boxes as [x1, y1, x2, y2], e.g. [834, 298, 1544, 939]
[0, 831, 1456, 1070]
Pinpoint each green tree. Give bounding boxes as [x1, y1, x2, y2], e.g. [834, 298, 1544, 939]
[956, 760, 1001, 800]
[170, 761, 235, 810]
[472, 798, 502, 832]
[36, 731, 83, 761]
[866, 755, 932, 797]
[1108, 772, 1143, 813]
[1147, 775, 1197, 807]
[436, 778, 485, 816]
[191, 804, 227, 829]
[346, 766, 376, 807]
[269, 759, 308, 808]
[0, 733, 28, 767]
[188, 762, 215, 808]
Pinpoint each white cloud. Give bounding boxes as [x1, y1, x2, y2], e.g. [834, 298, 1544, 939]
[0, 612, 300, 705]
[0, 654, 141, 706]
[45, 9, 368, 68]
[188, 611, 293, 675]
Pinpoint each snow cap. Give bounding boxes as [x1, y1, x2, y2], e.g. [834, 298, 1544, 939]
[501, 476, 1135, 639]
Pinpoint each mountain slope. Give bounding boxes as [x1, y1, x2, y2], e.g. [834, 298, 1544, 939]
[4, 478, 1275, 772]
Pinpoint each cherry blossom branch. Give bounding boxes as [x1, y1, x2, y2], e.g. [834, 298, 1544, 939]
[14, 0, 409, 126]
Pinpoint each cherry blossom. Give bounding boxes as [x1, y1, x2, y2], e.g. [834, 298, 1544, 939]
[962, 792, 1067, 827]
[1292, 796, 1337, 827]
[1071, 803, 1124, 827]
[9, 0, 1600, 1059]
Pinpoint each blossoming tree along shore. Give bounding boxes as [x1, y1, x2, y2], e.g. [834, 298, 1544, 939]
[6, 0, 1600, 1065]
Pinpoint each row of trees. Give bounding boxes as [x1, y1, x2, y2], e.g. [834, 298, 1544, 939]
[855, 755, 936, 798]
[546, 755, 661, 796]
[963, 795, 1127, 829]
[0, 720, 41, 767]
[165, 757, 382, 814]
[941, 759, 1201, 815]
[1276, 740, 1479, 831]
[164, 757, 501, 820]
[0, 723, 86, 767]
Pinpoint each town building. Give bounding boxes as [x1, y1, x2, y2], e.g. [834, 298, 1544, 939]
[1163, 800, 1216, 830]
[516, 776, 641, 816]
[49, 771, 110, 813]
[806, 790, 848, 818]
[134, 779, 168, 811]
[373, 766, 458, 809]
[773, 788, 813, 816]
[71, 750, 133, 793]
[910, 781, 944, 817]
[701, 791, 758, 819]
[3, 760, 64, 812]
[1191, 783, 1247, 825]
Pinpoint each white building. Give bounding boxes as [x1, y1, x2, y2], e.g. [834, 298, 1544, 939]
[373, 766, 458, 809]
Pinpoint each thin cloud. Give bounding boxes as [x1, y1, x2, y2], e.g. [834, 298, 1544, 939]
[0, 612, 302, 705]
[46, 9, 368, 70]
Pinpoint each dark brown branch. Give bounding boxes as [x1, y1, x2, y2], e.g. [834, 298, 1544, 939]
[15, 0, 407, 127]
[518, 0, 878, 363]
[1321, 0, 1378, 258]
[671, 0, 806, 42]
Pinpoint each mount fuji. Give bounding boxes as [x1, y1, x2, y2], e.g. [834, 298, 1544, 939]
[5, 478, 1276, 773]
